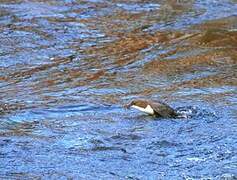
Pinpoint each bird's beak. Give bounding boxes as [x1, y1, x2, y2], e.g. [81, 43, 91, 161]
[124, 103, 131, 109]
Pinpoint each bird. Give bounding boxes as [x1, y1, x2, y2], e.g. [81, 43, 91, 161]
[125, 99, 178, 118]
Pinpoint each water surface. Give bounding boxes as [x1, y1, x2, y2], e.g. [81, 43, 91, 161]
[0, 0, 237, 179]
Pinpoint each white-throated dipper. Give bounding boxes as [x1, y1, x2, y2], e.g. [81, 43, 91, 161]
[125, 99, 178, 118]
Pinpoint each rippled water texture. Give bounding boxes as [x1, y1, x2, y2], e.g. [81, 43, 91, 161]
[0, 0, 237, 179]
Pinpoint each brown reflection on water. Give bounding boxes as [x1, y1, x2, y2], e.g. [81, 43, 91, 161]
[83, 30, 189, 69]
[82, 15, 236, 105]
[144, 49, 236, 75]
[1, 55, 74, 83]
[43, 22, 237, 105]
[0, 1, 236, 113]
[0, 121, 38, 137]
[0, 102, 25, 115]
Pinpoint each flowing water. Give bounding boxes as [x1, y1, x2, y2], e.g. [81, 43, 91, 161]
[0, 0, 237, 179]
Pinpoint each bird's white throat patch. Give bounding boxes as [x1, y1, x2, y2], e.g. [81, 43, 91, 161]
[131, 105, 154, 115]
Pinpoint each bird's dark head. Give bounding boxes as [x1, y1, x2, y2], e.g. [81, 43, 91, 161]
[124, 99, 149, 109]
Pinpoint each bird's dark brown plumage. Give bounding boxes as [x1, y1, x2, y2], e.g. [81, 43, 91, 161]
[125, 99, 178, 118]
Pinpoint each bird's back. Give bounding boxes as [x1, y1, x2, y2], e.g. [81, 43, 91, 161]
[150, 101, 178, 118]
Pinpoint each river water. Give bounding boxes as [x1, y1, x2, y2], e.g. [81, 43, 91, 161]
[0, 0, 237, 179]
